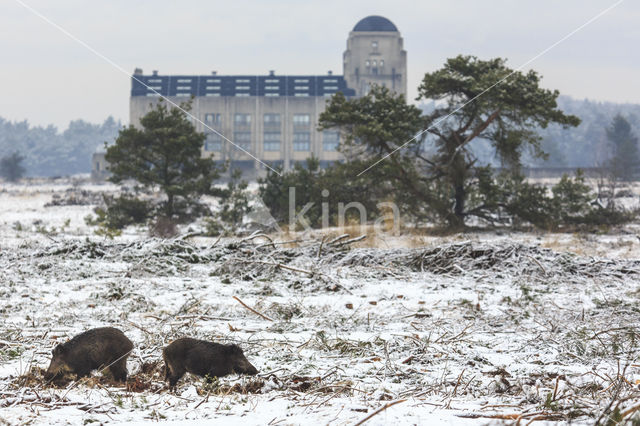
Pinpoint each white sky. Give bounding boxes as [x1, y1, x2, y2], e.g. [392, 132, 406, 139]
[1, 0, 638, 129]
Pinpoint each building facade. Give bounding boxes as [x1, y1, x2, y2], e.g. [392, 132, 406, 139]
[127, 15, 406, 176]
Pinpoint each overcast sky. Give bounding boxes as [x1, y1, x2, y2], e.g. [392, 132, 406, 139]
[1, 0, 638, 129]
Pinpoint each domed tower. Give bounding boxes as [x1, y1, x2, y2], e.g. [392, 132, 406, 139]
[343, 16, 407, 98]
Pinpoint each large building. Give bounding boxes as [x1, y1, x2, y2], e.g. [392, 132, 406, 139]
[128, 15, 406, 176]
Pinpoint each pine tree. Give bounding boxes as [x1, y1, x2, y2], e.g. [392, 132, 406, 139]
[320, 56, 581, 228]
[0, 152, 26, 182]
[105, 100, 222, 220]
[607, 114, 639, 181]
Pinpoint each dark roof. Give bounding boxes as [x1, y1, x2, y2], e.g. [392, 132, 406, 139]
[131, 74, 355, 97]
[353, 16, 398, 32]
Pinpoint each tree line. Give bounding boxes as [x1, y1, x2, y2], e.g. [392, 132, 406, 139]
[0, 116, 122, 178]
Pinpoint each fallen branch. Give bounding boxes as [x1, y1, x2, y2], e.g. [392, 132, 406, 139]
[232, 296, 273, 321]
[240, 232, 276, 249]
[526, 254, 546, 275]
[328, 234, 350, 245]
[175, 315, 234, 321]
[335, 235, 367, 248]
[237, 260, 314, 276]
[622, 402, 640, 420]
[354, 399, 407, 426]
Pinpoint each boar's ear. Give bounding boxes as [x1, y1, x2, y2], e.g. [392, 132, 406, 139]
[52, 344, 66, 356]
[228, 345, 242, 355]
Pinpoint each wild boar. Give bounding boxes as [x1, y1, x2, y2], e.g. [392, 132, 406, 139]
[45, 327, 133, 383]
[163, 338, 258, 389]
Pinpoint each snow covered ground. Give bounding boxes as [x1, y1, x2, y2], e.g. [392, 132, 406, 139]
[1, 180, 640, 425]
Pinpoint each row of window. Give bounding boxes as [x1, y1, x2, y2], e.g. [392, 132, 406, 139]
[204, 131, 339, 153]
[146, 77, 339, 85]
[158, 92, 336, 98]
[204, 113, 311, 127]
[365, 59, 384, 67]
[159, 80, 337, 91]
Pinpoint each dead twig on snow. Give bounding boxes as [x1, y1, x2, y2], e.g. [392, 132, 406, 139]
[232, 296, 273, 321]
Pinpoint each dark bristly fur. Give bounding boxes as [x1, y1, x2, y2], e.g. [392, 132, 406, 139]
[163, 338, 258, 389]
[45, 327, 133, 382]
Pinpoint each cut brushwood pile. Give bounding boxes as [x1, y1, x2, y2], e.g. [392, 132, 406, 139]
[14, 234, 640, 282]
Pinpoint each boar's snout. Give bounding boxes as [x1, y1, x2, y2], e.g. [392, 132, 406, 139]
[229, 345, 258, 376]
[233, 353, 258, 375]
[45, 344, 70, 380]
[244, 361, 259, 376]
[45, 359, 67, 380]
[235, 360, 258, 376]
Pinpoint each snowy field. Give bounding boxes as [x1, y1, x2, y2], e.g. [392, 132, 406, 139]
[1, 180, 640, 425]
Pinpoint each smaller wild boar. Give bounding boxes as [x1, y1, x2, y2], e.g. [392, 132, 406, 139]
[163, 338, 258, 389]
[45, 327, 133, 383]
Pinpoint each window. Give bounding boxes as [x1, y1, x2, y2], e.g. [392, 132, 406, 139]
[205, 93, 221, 97]
[236, 93, 250, 97]
[204, 113, 221, 126]
[324, 79, 338, 83]
[265, 93, 280, 97]
[263, 132, 281, 151]
[265, 79, 279, 83]
[148, 79, 162, 83]
[207, 78, 221, 83]
[380, 60, 384, 67]
[233, 131, 251, 151]
[176, 86, 191, 90]
[294, 79, 309, 83]
[293, 132, 310, 151]
[294, 93, 309, 97]
[265, 86, 279, 90]
[176, 93, 190, 97]
[323, 86, 338, 90]
[236, 86, 250, 90]
[177, 79, 192, 83]
[206, 86, 220, 90]
[323, 131, 340, 151]
[263, 113, 281, 125]
[372, 41, 378, 49]
[365, 60, 370, 67]
[236, 79, 250, 83]
[293, 114, 310, 127]
[234, 114, 251, 126]
[147, 86, 162, 90]
[294, 86, 309, 90]
[205, 134, 222, 151]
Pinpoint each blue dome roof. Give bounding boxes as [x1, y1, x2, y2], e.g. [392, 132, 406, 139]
[353, 16, 398, 32]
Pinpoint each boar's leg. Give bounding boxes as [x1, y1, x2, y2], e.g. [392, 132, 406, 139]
[74, 367, 92, 379]
[109, 359, 128, 382]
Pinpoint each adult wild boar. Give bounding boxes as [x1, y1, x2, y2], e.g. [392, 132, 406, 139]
[163, 338, 258, 389]
[45, 327, 133, 383]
